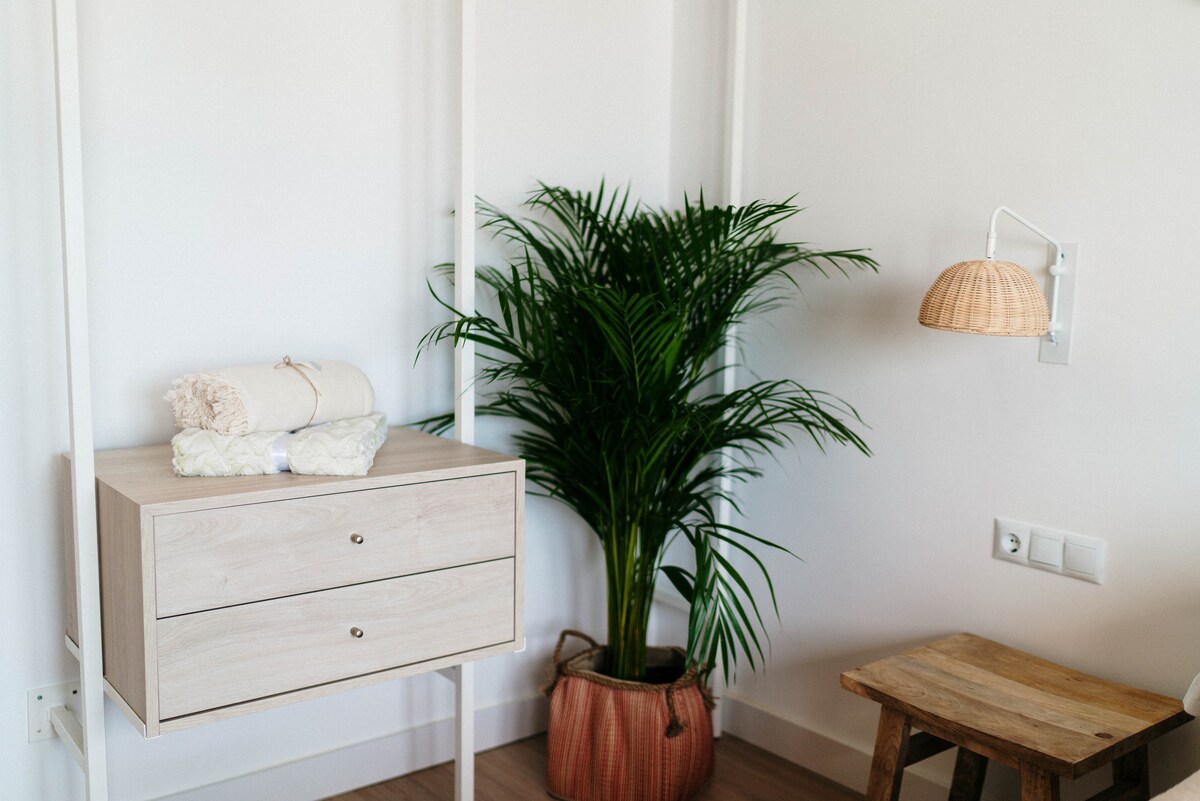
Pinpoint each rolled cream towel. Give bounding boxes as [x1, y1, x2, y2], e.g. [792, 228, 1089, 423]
[165, 358, 375, 435]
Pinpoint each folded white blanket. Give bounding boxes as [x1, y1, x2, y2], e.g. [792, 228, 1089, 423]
[165, 358, 375, 436]
[172, 413, 388, 477]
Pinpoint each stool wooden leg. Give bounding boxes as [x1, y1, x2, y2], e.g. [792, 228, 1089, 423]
[1113, 745, 1150, 801]
[948, 747, 988, 801]
[1019, 765, 1060, 801]
[866, 707, 911, 801]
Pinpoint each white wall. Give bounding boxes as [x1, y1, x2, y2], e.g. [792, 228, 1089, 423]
[2, 1, 672, 799]
[12, 1, 1200, 799]
[718, 0, 1200, 797]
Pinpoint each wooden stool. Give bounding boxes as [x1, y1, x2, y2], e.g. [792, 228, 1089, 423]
[840, 633, 1191, 801]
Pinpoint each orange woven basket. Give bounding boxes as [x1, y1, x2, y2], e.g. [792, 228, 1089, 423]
[544, 631, 714, 801]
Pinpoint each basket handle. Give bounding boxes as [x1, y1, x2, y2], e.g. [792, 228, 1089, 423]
[552, 629, 599, 666]
[542, 630, 600, 697]
[664, 668, 696, 738]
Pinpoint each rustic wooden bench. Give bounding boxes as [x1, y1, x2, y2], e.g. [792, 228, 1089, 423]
[840, 633, 1191, 801]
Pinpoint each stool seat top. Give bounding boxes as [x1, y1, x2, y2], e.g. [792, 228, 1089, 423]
[840, 633, 1191, 777]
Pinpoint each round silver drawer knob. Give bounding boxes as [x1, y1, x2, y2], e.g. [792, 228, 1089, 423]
[350, 627, 364, 638]
[350, 533, 364, 544]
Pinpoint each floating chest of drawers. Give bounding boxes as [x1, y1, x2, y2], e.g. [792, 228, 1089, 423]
[64, 427, 524, 737]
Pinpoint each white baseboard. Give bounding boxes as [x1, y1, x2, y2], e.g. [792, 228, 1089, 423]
[155, 693, 549, 801]
[153, 686, 1120, 801]
[720, 693, 952, 801]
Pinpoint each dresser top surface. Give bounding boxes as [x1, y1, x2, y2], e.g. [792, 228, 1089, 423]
[81, 427, 522, 510]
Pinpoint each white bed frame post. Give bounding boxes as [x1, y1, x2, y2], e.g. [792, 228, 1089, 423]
[712, 0, 748, 740]
[52, 0, 110, 796]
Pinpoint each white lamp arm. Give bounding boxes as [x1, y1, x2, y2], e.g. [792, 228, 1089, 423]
[985, 205, 1067, 341]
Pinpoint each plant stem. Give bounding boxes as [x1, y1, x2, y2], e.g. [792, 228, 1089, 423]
[606, 523, 649, 680]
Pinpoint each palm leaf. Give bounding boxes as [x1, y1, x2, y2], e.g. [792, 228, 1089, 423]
[418, 183, 876, 681]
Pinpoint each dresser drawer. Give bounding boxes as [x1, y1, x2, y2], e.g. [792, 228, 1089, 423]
[156, 558, 515, 719]
[154, 472, 516, 617]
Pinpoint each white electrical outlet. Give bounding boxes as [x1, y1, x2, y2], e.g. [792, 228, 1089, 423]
[992, 518, 1105, 584]
[27, 681, 80, 742]
[993, 517, 1031, 564]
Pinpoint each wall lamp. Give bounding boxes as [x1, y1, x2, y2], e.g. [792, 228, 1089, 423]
[919, 206, 1077, 364]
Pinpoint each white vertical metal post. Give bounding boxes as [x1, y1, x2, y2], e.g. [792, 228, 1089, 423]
[453, 662, 475, 801]
[723, 0, 748, 212]
[720, 0, 747, 404]
[452, 1, 477, 799]
[713, 0, 748, 740]
[52, 0, 109, 797]
[454, 0, 477, 449]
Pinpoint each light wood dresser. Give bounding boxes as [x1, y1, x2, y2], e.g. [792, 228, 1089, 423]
[64, 427, 524, 738]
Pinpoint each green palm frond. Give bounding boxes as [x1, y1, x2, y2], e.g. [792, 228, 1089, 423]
[418, 183, 875, 682]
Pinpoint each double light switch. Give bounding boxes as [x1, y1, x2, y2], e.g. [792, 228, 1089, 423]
[994, 518, 1105, 584]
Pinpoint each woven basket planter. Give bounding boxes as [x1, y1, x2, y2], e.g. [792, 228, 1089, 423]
[544, 630, 714, 801]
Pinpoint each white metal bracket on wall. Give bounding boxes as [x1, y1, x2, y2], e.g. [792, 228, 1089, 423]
[50, 1, 482, 799]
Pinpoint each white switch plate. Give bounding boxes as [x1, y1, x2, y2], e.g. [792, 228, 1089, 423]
[1064, 542, 1095, 574]
[1062, 532, 1106, 584]
[1029, 528, 1065, 569]
[992, 518, 1104, 584]
[27, 681, 80, 742]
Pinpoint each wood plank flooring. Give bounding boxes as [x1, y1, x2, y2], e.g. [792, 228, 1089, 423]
[323, 733, 863, 801]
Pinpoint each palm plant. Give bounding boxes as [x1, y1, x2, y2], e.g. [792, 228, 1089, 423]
[420, 183, 875, 683]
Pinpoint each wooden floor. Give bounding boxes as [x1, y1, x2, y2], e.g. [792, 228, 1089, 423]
[323, 733, 863, 801]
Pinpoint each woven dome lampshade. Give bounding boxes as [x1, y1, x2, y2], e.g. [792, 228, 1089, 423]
[919, 206, 1077, 363]
[918, 258, 1049, 336]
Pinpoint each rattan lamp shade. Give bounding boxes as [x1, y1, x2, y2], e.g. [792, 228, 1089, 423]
[918, 259, 1049, 336]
